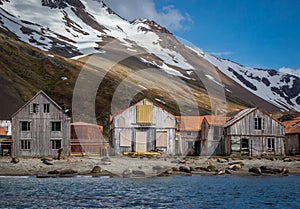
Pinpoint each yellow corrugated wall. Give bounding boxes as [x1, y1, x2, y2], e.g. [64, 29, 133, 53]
[136, 105, 153, 124]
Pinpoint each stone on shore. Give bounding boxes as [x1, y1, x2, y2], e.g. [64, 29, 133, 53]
[59, 169, 78, 175]
[249, 167, 261, 175]
[217, 158, 228, 163]
[11, 157, 19, 164]
[228, 164, 242, 170]
[91, 166, 102, 174]
[42, 160, 53, 165]
[206, 165, 216, 172]
[179, 165, 191, 173]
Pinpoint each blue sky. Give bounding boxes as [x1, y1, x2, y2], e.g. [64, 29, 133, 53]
[103, 0, 300, 75]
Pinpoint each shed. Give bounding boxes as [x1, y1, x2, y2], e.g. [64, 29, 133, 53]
[283, 117, 300, 155]
[12, 90, 70, 157]
[175, 116, 204, 155]
[200, 115, 230, 156]
[70, 122, 108, 156]
[224, 108, 285, 156]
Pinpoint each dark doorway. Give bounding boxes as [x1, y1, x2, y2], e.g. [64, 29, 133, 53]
[1, 143, 12, 156]
[241, 138, 249, 156]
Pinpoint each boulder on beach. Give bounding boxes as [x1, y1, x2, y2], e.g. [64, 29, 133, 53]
[217, 158, 228, 163]
[249, 167, 261, 175]
[59, 169, 78, 175]
[206, 165, 216, 172]
[11, 157, 19, 164]
[48, 170, 60, 175]
[132, 170, 146, 177]
[91, 166, 102, 174]
[228, 164, 242, 170]
[42, 160, 53, 165]
[179, 166, 191, 173]
[122, 168, 133, 178]
[101, 157, 111, 162]
[281, 168, 289, 175]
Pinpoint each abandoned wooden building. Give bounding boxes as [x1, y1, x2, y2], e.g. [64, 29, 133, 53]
[110, 99, 176, 155]
[283, 116, 300, 155]
[175, 116, 203, 155]
[224, 108, 285, 156]
[12, 91, 70, 157]
[201, 115, 230, 156]
[70, 122, 108, 156]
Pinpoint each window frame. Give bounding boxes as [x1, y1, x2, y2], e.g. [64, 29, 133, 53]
[20, 139, 31, 150]
[44, 103, 50, 113]
[51, 139, 62, 150]
[21, 121, 31, 131]
[51, 121, 62, 132]
[254, 117, 264, 130]
[267, 138, 275, 151]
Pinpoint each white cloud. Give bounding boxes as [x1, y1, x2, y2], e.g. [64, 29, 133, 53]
[279, 67, 300, 78]
[102, 0, 193, 31]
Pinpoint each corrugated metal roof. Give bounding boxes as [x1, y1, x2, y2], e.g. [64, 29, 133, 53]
[176, 116, 204, 131]
[225, 108, 256, 127]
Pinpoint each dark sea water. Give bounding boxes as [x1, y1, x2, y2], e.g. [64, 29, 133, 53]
[0, 175, 299, 208]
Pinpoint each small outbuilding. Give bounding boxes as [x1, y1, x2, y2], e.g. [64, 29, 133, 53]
[175, 116, 204, 155]
[70, 122, 108, 156]
[201, 115, 230, 156]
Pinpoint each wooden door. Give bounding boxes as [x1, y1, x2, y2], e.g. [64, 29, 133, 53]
[136, 131, 147, 152]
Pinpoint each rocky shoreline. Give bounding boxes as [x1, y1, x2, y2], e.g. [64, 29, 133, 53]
[1, 156, 300, 178]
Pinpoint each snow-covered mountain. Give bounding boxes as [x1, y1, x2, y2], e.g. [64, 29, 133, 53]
[0, 0, 299, 112]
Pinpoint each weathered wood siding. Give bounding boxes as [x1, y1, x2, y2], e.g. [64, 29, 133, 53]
[177, 131, 200, 155]
[285, 134, 300, 155]
[200, 119, 224, 156]
[225, 109, 284, 156]
[111, 100, 176, 155]
[12, 92, 70, 157]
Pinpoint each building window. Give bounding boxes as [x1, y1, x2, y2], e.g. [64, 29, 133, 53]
[254, 117, 264, 130]
[30, 103, 39, 113]
[51, 122, 61, 131]
[21, 140, 31, 150]
[44, 104, 50, 113]
[267, 138, 275, 151]
[51, 140, 62, 149]
[186, 131, 192, 136]
[21, 121, 31, 131]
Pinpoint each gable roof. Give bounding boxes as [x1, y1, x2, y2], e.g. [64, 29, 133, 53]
[225, 107, 283, 127]
[12, 90, 66, 118]
[176, 116, 204, 131]
[112, 98, 174, 118]
[225, 108, 256, 127]
[204, 115, 231, 127]
[283, 116, 300, 134]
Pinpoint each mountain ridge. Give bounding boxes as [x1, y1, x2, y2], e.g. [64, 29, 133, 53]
[0, 0, 299, 116]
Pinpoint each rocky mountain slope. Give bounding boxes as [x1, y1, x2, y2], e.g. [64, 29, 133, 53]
[0, 0, 299, 118]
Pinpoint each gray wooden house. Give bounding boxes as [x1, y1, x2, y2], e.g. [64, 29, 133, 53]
[200, 115, 229, 156]
[283, 117, 300, 155]
[224, 108, 285, 156]
[175, 116, 204, 155]
[12, 91, 70, 157]
[110, 99, 176, 155]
